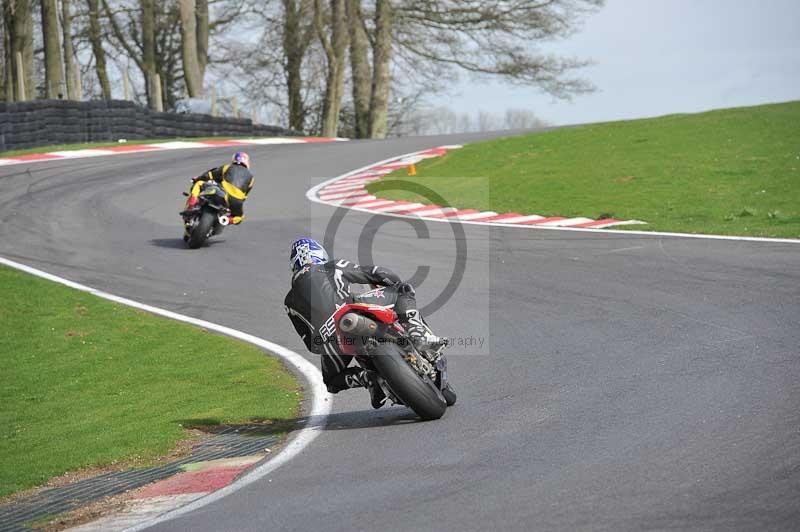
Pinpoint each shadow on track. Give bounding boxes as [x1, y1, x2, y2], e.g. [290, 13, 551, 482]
[176, 408, 421, 437]
[149, 238, 227, 249]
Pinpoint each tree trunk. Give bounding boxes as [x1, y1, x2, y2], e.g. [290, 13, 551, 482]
[2, 2, 10, 102]
[178, 0, 203, 97]
[346, 0, 370, 138]
[368, 0, 392, 139]
[328, 0, 347, 137]
[41, 0, 65, 98]
[87, 0, 111, 99]
[315, 0, 347, 137]
[3, 0, 34, 101]
[62, 0, 78, 99]
[141, 0, 157, 109]
[282, 0, 306, 132]
[20, 0, 33, 99]
[195, 0, 208, 79]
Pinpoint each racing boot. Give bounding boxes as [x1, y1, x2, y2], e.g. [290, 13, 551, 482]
[343, 368, 386, 409]
[402, 310, 448, 354]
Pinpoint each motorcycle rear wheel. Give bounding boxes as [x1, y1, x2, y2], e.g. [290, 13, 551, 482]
[441, 383, 457, 406]
[187, 210, 216, 249]
[371, 343, 447, 421]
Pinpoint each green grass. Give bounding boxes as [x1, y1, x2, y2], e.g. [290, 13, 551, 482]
[0, 137, 257, 158]
[0, 265, 301, 498]
[369, 101, 800, 238]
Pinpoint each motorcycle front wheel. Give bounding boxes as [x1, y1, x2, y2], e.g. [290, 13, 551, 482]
[371, 342, 447, 421]
[187, 210, 216, 249]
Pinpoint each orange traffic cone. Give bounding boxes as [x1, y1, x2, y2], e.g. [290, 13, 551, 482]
[407, 164, 417, 176]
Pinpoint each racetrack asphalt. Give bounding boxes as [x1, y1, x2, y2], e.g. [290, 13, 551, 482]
[1, 132, 798, 531]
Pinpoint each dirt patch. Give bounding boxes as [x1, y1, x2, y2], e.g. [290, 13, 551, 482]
[614, 175, 636, 183]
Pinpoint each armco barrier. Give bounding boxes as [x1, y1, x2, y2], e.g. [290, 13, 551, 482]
[0, 99, 299, 152]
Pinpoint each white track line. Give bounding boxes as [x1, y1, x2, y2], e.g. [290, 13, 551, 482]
[337, 195, 379, 206]
[454, 211, 499, 220]
[306, 149, 799, 245]
[408, 206, 458, 217]
[535, 217, 594, 227]
[371, 202, 424, 212]
[321, 181, 375, 192]
[348, 199, 396, 209]
[319, 190, 369, 201]
[149, 141, 211, 150]
[48, 149, 115, 158]
[238, 138, 306, 145]
[493, 214, 544, 224]
[0, 137, 348, 167]
[0, 256, 331, 531]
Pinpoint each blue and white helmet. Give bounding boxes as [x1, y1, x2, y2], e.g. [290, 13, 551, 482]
[290, 238, 329, 272]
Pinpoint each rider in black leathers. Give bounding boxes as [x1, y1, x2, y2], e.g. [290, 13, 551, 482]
[284, 238, 444, 408]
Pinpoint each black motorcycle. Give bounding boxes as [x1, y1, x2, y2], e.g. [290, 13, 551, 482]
[180, 181, 231, 249]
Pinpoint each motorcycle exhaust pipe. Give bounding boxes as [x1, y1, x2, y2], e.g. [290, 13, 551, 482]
[339, 312, 378, 336]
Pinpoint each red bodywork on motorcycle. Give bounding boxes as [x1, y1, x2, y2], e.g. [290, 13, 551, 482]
[334, 303, 398, 355]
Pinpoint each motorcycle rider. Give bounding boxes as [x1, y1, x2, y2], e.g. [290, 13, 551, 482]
[284, 237, 447, 409]
[183, 151, 254, 239]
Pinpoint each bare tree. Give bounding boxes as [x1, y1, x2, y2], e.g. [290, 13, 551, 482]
[87, 0, 111, 99]
[0, 13, 4, 101]
[423, 105, 457, 134]
[383, 88, 435, 137]
[3, 0, 34, 101]
[394, 1, 602, 94]
[102, 0, 161, 108]
[504, 108, 546, 129]
[141, 0, 158, 109]
[314, 0, 347, 136]
[477, 110, 501, 132]
[61, 0, 79, 99]
[195, 0, 208, 79]
[102, 0, 203, 110]
[364, 0, 601, 137]
[176, 0, 235, 99]
[368, 0, 392, 138]
[203, 1, 326, 130]
[456, 112, 473, 133]
[178, 0, 203, 97]
[345, 0, 369, 138]
[282, 0, 316, 131]
[41, 0, 65, 98]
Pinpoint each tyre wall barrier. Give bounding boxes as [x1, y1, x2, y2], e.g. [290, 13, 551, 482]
[0, 99, 300, 152]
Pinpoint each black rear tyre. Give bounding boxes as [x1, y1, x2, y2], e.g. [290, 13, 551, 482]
[442, 383, 457, 406]
[187, 210, 215, 249]
[371, 343, 446, 421]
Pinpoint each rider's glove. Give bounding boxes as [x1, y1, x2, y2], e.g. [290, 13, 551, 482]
[397, 282, 416, 296]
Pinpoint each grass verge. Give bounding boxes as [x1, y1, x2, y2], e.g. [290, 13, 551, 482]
[0, 265, 301, 498]
[369, 101, 800, 238]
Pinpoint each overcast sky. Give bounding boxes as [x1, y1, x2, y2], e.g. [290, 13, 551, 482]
[430, 0, 800, 125]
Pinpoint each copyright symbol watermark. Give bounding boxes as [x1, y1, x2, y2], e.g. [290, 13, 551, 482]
[321, 179, 467, 317]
